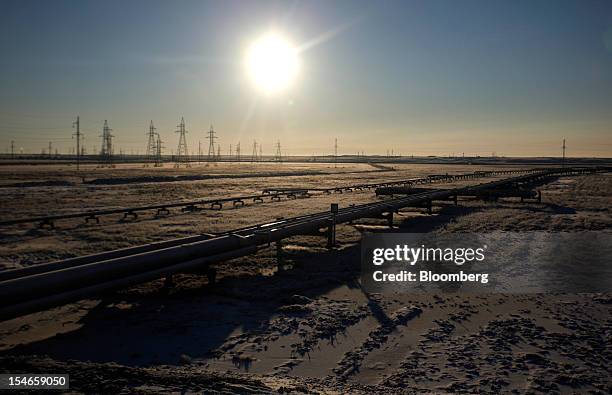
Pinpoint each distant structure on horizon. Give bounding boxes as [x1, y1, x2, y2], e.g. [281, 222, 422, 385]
[144, 120, 157, 167]
[174, 117, 190, 168]
[154, 132, 163, 167]
[251, 140, 258, 163]
[206, 124, 217, 163]
[274, 140, 282, 162]
[334, 138, 338, 168]
[99, 120, 114, 168]
[562, 138, 566, 168]
[72, 116, 82, 170]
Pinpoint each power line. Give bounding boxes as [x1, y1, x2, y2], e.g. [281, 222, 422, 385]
[0, 110, 75, 119]
[0, 125, 69, 131]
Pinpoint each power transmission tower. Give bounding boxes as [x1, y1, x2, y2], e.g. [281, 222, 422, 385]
[562, 138, 566, 168]
[216, 145, 221, 160]
[154, 133, 163, 167]
[229, 144, 233, 158]
[274, 140, 282, 162]
[251, 140, 257, 162]
[145, 120, 157, 167]
[206, 124, 217, 162]
[236, 142, 241, 162]
[174, 117, 190, 167]
[72, 116, 82, 169]
[334, 138, 338, 168]
[10, 140, 14, 159]
[99, 119, 114, 168]
[48, 141, 52, 159]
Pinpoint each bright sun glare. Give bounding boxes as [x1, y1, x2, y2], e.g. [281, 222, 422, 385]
[246, 33, 299, 94]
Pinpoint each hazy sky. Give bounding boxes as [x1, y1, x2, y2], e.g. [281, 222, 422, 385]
[1, 0, 611, 157]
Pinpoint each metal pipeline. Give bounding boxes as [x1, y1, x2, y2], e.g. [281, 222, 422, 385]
[0, 167, 606, 321]
[0, 245, 259, 322]
[0, 234, 216, 282]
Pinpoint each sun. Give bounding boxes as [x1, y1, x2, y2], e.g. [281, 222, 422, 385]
[246, 33, 299, 94]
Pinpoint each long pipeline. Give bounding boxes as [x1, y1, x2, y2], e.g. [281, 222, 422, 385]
[0, 168, 542, 228]
[0, 186, 480, 308]
[0, 167, 605, 321]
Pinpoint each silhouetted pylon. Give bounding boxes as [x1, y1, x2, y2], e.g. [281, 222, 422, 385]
[145, 120, 157, 167]
[251, 140, 257, 163]
[206, 124, 217, 162]
[334, 138, 338, 168]
[274, 140, 282, 162]
[154, 133, 164, 167]
[99, 120, 114, 168]
[174, 117, 191, 168]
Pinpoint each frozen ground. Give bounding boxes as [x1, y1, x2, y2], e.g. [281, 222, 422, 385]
[0, 162, 530, 269]
[0, 163, 610, 393]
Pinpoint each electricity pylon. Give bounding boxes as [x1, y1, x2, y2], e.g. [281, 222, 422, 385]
[236, 142, 241, 162]
[174, 117, 190, 168]
[154, 133, 163, 167]
[145, 120, 156, 167]
[251, 140, 257, 163]
[99, 120, 114, 168]
[72, 116, 82, 170]
[334, 138, 338, 168]
[274, 140, 282, 162]
[206, 124, 217, 162]
[562, 138, 566, 168]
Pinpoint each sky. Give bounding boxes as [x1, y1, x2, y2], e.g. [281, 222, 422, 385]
[0, 0, 611, 157]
